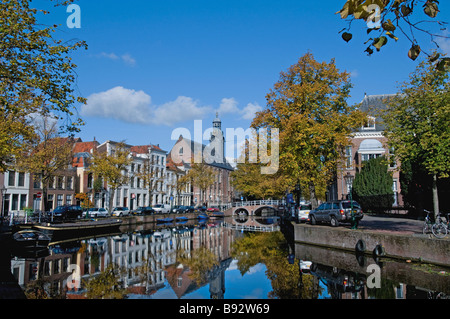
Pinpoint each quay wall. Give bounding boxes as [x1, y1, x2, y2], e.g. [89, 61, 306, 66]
[294, 223, 450, 266]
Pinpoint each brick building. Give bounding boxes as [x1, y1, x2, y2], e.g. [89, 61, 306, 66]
[330, 94, 403, 207]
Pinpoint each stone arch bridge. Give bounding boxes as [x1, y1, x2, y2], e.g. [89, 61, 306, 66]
[224, 200, 284, 217]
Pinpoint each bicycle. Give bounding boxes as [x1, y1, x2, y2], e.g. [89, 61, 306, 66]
[435, 211, 450, 236]
[423, 209, 448, 239]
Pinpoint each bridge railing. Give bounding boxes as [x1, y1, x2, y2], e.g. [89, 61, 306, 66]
[223, 222, 280, 232]
[232, 200, 285, 207]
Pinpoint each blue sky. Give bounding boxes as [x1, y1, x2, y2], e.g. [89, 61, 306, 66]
[35, 0, 450, 155]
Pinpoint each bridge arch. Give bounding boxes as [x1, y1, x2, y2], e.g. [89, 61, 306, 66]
[233, 207, 249, 216]
[253, 206, 278, 217]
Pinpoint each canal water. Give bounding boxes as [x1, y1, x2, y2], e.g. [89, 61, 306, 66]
[4, 216, 450, 299]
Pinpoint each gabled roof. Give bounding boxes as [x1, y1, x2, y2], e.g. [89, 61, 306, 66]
[175, 136, 234, 171]
[130, 144, 166, 155]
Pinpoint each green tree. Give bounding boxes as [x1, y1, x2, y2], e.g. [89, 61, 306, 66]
[84, 264, 127, 299]
[16, 117, 75, 212]
[0, 0, 87, 172]
[88, 142, 132, 212]
[184, 160, 215, 206]
[337, 0, 449, 64]
[251, 53, 366, 208]
[381, 59, 449, 217]
[352, 156, 394, 213]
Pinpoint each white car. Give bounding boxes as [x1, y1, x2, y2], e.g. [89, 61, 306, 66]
[297, 203, 312, 222]
[83, 207, 110, 218]
[111, 207, 130, 217]
[152, 204, 171, 214]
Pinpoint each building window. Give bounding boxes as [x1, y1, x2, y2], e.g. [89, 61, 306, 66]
[57, 194, 63, 207]
[388, 147, 396, 168]
[11, 194, 18, 210]
[33, 174, 41, 189]
[67, 177, 73, 190]
[8, 171, 15, 186]
[87, 173, 93, 189]
[48, 194, 54, 210]
[66, 195, 72, 205]
[18, 172, 25, 187]
[48, 176, 55, 189]
[20, 194, 27, 210]
[362, 116, 376, 130]
[361, 153, 381, 162]
[345, 146, 352, 169]
[57, 177, 64, 190]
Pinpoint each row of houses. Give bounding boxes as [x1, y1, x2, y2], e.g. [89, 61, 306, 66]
[0, 116, 236, 216]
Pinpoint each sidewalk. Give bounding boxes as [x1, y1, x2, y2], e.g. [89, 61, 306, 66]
[358, 214, 444, 238]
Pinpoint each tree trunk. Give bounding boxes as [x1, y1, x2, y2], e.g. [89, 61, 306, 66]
[309, 182, 318, 209]
[432, 174, 440, 219]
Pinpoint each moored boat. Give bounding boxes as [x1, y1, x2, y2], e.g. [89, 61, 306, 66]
[156, 217, 174, 223]
[13, 230, 51, 250]
[209, 211, 225, 218]
[34, 219, 123, 237]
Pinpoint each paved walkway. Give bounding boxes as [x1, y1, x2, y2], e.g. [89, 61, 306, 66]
[358, 214, 447, 239]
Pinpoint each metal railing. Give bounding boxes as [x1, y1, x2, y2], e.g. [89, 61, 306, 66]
[232, 200, 285, 207]
[223, 222, 280, 232]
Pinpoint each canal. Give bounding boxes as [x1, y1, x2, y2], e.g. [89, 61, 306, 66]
[2, 216, 450, 299]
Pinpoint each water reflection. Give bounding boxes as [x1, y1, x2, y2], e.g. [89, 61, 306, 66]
[3, 216, 450, 299]
[294, 242, 450, 299]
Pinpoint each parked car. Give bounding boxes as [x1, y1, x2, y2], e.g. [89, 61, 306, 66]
[207, 207, 220, 213]
[152, 204, 171, 214]
[308, 200, 363, 227]
[173, 205, 191, 214]
[51, 205, 83, 220]
[83, 207, 110, 218]
[111, 207, 130, 217]
[296, 203, 312, 223]
[171, 205, 182, 213]
[132, 206, 154, 215]
[195, 206, 207, 212]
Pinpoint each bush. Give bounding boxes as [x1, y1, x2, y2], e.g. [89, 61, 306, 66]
[352, 156, 394, 213]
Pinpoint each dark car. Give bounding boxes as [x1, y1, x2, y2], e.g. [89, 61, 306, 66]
[51, 205, 83, 220]
[173, 205, 190, 214]
[132, 206, 154, 215]
[308, 200, 363, 227]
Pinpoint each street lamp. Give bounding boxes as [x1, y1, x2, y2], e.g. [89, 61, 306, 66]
[344, 172, 357, 229]
[1, 186, 7, 226]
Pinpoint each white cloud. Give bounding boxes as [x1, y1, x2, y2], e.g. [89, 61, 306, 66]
[216, 98, 263, 120]
[241, 102, 263, 120]
[97, 52, 137, 66]
[437, 31, 450, 55]
[82, 86, 211, 126]
[153, 96, 212, 126]
[218, 97, 240, 114]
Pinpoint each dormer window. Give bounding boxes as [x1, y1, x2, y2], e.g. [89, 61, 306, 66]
[362, 116, 376, 130]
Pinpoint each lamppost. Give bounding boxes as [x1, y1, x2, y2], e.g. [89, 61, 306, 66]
[344, 172, 357, 229]
[1, 186, 7, 226]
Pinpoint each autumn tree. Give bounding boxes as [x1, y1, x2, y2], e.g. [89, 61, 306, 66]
[381, 59, 449, 217]
[231, 139, 287, 200]
[88, 142, 132, 212]
[0, 0, 87, 172]
[134, 157, 165, 206]
[252, 53, 366, 208]
[184, 159, 216, 206]
[337, 0, 449, 64]
[17, 117, 75, 212]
